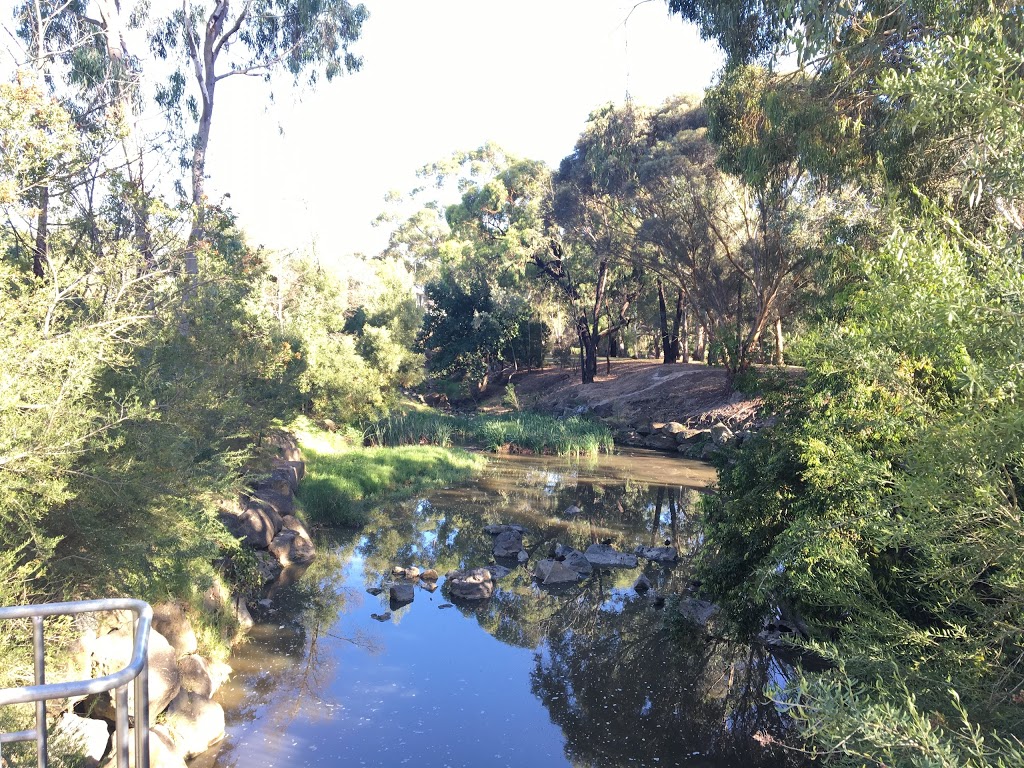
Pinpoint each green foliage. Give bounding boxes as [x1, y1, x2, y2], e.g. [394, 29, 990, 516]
[367, 409, 614, 457]
[700, 208, 1024, 764]
[293, 421, 485, 525]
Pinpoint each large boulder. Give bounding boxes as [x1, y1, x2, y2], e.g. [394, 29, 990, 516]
[661, 421, 687, 435]
[584, 544, 638, 568]
[165, 690, 225, 758]
[100, 725, 185, 768]
[676, 428, 711, 445]
[251, 488, 294, 516]
[90, 626, 180, 721]
[635, 545, 678, 564]
[219, 501, 280, 550]
[534, 559, 581, 586]
[50, 712, 109, 767]
[151, 602, 198, 658]
[492, 529, 524, 558]
[445, 568, 495, 601]
[177, 654, 231, 698]
[554, 544, 593, 577]
[268, 529, 316, 566]
[390, 583, 415, 607]
[483, 524, 525, 536]
[272, 458, 305, 486]
[710, 422, 734, 447]
[677, 598, 721, 628]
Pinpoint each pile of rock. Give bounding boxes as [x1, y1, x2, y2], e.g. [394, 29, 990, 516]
[484, 524, 530, 563]
[218, 439, 315, 579]
[615, 420, 753, 457]
[385, 566, 440, 607]
[49, 601, 235, 768]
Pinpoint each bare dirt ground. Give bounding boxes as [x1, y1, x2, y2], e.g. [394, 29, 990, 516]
[495, 359, 763, 430]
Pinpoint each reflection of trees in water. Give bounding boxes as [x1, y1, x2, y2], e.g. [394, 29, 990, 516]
[530, 596, 810, 768]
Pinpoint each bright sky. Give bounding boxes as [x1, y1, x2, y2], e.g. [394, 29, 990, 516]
[199, 1, 723, 259]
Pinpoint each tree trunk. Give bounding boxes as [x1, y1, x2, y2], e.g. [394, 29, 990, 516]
[657, 279, 677, 364]
[681, 305, 690, 363]
[33, 185, 48, 279]
[696, 324, 707, 362]
[773, 314, 785, 366]
[671, 289, 684, 362]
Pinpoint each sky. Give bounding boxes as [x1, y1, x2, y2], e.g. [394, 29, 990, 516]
[201, 0, 724, 260]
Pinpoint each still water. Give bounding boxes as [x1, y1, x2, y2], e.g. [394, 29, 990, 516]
[193, 450, 813, 768]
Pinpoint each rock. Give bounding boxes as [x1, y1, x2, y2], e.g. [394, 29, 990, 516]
[542, 560, 582, 585]
[662, 421, 687, 435]
[516, 549, 529, 564]
[392, 566, 421, 579]
[366, 587, 383, 596]
[652, 594, 666, 608]
[151, 603, 198, 658]
[677, 598, 721, 627]
[438, 604, 454, 609]
[483, 524, 525, 536]
[635, 545, 678, 564]
[676, 428, 711, 445]
[710, 422, 734, 447]
[420, 569, 439, 581]
[371, 612, 392, 622]
[592, 402, 614, 418]
[584, 543, 639, 568]
[643, 434, 679, 452]
[445, 568, 495, 601]
[634, 574, 653, 593]
[91, 627, 180, 721]
[700, 441, 718, 459]
[219, 503, 279, 549]
[487, 564, 512, 579]
[266, 431, 302, 462]
[390, 583, 415, 607]
[177, 656, 230, 699]
[165, 689, 225, 758]
[636, 423, 652, 436]
[554, 545, 593, 576]
[493, 529, 524, 558]
[258, 598, 273, 608]
[268, 529, 316, 566]
[563, 505, 582, 517]
[253, 550, 283, 583]
[51, 712, 109, 767]
[419, 581, 438, 593]
[272, 459, 305, 486]
[280, 514, 311, 538]
[101, 725, 185, 768]
[251, 488, 294, 516]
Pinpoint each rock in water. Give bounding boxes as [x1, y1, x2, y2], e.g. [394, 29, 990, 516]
[554, 545, 593, 576]
[543, 560, 581, 585]
[493, 529, 525, 558]
[634, 574, 653, 593]
[635, 545, 678, 564]
[446, 568, 495, 601]
[390, 583, 415, 607]
[584, 543, 639, 568]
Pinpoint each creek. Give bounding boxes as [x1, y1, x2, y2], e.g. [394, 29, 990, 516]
[190, 450, 814, 768]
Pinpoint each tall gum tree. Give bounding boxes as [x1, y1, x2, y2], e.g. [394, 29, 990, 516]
[149, 0, 368, 275]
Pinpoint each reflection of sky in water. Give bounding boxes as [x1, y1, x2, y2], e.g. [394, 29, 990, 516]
[199, 452, 811, 768]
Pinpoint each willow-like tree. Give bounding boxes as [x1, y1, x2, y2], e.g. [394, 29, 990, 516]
[150, 0, 368, 275]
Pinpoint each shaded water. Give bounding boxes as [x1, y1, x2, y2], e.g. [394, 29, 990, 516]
[194, 450, 813, 768]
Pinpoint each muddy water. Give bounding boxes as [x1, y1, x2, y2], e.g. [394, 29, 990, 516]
[193, 450, 813, 768]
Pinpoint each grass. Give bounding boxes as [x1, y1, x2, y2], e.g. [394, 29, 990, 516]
[367, 409, 614, 457]
[293, 418, 486, 526]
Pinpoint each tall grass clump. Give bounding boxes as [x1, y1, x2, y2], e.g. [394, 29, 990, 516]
[368, 409, 613, 457]
[293, 418, 485, 525]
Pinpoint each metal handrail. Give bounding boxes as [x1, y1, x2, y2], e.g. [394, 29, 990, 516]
[0, 598, 152, 768]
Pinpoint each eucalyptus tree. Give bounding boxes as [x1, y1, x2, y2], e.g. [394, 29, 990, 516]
[548, 104, 650, 383]
[149, 0, 368, 274]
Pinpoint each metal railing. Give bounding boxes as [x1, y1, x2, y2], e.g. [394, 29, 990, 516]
[0, 599, 152, 768]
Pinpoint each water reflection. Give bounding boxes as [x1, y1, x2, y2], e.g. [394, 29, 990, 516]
[198, 451, 812, 768]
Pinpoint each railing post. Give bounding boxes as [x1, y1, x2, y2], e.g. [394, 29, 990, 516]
[32, 615, 47, 768]
[115, 685, 130, 767]
[134, 616, 150, 768]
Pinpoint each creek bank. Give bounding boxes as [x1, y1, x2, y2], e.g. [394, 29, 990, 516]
[46, 431, 316, 768]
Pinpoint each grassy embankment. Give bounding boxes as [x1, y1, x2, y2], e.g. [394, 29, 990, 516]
[294, 409, 614, 526]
